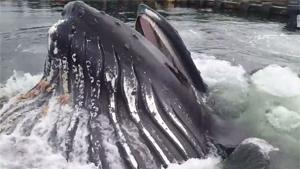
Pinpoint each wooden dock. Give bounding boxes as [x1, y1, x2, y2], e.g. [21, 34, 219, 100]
[160, 0, 300, 30]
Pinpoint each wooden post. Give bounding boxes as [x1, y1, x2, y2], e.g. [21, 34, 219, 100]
[214, 0, 224, 11]
[261, 2, 272, 18]
[240, 1, 251, 16]
[287, 0, 300, 30]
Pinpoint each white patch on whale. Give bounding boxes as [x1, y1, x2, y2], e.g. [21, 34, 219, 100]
[145, 8, 161, 21]
[144, 86, 188, 158]
[48, 19, 65, 49]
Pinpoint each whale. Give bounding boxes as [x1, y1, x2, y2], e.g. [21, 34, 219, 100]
[48, 1, 215, 167]
[0, 1, 277, 169]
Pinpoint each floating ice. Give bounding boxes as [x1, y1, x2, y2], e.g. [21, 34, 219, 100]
[266, 106, 300, 132]
[251, 65, 300, 97]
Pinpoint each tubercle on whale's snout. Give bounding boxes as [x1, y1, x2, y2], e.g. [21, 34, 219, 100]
[62, 1, 89, 18]
[61, 0, 106, 22]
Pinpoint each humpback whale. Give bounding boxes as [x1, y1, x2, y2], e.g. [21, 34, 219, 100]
[0, 1, 277, 169]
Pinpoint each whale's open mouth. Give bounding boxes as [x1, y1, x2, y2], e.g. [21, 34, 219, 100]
[135, 4, 208, 93]
[136, 7, 178, 61]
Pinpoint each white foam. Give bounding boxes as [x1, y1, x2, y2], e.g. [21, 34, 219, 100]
[0, 134, 97, 169]
[190, 51, 299, 168]
[0, 95, 102, 169]
[266, 106, 300, 132]
[192, 52, 249, 117]
[96, 114, 126, 169]
[167, 156, 221, 169]
[251, 65, 300, 97]
[0, 70, 42, 98]
[192, 54, 247, 88]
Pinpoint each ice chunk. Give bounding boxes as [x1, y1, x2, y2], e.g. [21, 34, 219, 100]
[251, 65, 300, 97]
[266, 106, 300, 132]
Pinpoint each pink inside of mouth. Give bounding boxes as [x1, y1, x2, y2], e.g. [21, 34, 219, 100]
[139, 16, 160, 48]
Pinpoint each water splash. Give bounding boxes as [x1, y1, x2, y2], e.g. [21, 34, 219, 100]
[167, 157, 221, 169]
[0, 52, 299, 169]
[0, 70, 42, 99]
[191, 52, 300, 169]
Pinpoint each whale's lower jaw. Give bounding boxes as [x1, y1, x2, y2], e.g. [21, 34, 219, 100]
[33, 36, 214, 168]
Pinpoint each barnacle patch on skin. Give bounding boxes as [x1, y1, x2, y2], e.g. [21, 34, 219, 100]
[18, 80, 51, 100]
[19, 89, 39, 100]
[46, 85, 55, 93]
[58, 94, 70, 105]
[41, 105, 49, 117]
[35, 80, 51, 92]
